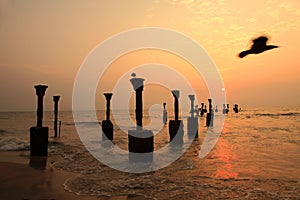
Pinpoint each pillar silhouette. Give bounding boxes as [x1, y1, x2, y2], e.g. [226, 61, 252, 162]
[102, 93, 113, 140]
[53, 96, 60, 138]
[233, 104, 239, 113]
[30, 84, 49, 156]
[206, 99, 214, 127]
[169, 90, 184, 144]
[215, 105, 218, 113]
[128, 76, 153, 162]
[195, 105, 200, 116]
[187, 95, 198, 139]
[226, 104, 230, 114]
[200, 103, 205, 116]
[163, 102, 167, 124]
[222, 104, 226, 114]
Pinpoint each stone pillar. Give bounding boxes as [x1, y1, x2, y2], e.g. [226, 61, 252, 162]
[222, 104, 226, 114]
[215, 105, 218, 113]
[35, 85, 48, 127]
[169, 90, 184, 144]
[128, 76, 153, 162]
[130, 78, 144, 130]
[195, 105, 200, 116]
[233, 104, 239, 113]
[188, 95, 198, 139]
[53, 96, 60, 138]
[200, 103, 205, 116]
[226, 104, 230, 114]
[30, 85, 49, 156]
[189, 95, 195, 118]
[163, 102, 167, 124]
[206, 98, 214, 127]
[102, 93, 113, 140]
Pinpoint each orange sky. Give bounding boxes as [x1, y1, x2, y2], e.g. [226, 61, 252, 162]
[0, 0, 300, 111]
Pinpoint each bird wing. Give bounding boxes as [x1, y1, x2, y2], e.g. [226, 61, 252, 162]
[238, 50, 251, 58]
[251, 36, 268, 49]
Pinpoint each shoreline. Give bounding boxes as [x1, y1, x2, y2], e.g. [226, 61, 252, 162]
[0, 151, 150, 200]
[0, 151, 99, 200]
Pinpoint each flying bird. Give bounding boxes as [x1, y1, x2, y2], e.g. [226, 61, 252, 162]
[238, 36, 279, 58]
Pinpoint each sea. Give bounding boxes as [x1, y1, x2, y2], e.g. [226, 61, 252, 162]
[0, 107, 299, 199]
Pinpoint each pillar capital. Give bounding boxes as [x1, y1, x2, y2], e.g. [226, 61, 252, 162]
[188, 94, 195, 101]
[130, 78, 144, 91]
[171, 90, 180, 99]
[104, 93, 113, 101]
[34, 85, 48, 96]
[53, 95, 60, 102]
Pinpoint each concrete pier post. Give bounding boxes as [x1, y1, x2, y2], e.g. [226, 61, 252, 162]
[53, 96, 60, 138]
[233, 104, 239, 113]
[174, 91, 179, 121]
[215, 105, 218, 113]
[222, 104, 226, 114]
[130, 78, 144, 130]
[195, 105, 200, 116]
[200, 103, 205, 116]
[206, 98, 214, 127]
[35, 85, 48, 127]
[30, 85, 49, 156]
[226, 104, 230, 114]
[128, 76, 153, 162]
[169, 90, 184, 144]
[163, 102, 168, 124]
[102, 93, 113, 140]
[188, 95, 198, 139]
[189, 95, 195, 118]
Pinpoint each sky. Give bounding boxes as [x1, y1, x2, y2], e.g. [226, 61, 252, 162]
[0, 0, 300, 111]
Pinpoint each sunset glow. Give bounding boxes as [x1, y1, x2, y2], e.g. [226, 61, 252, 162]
[0, 0, 299, 111]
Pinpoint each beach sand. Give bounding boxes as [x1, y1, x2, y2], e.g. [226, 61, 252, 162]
[0, 151, 150, 200]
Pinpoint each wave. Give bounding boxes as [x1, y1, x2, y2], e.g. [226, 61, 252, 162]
[0, 136, 29, 151]
[64, 121, 101, 126]
[253, 112, 300, 117]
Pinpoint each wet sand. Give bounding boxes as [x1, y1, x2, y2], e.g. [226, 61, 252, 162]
[0, 151, 150, 200]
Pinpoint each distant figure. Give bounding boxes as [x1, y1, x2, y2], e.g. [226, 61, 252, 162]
[226, 104, 229, 114]
[238, 36, 279, 58]
[215, 105, 218, 113]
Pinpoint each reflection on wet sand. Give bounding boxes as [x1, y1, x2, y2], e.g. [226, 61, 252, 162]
[214, 137, 238, 179]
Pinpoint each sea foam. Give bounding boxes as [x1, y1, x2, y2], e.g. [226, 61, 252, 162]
[0, 136, 29, 151]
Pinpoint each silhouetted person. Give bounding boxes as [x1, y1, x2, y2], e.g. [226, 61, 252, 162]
[238, 36, 278, 58]
[215, 105, 218, 113]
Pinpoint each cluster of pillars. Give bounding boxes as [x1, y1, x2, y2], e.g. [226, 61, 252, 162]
[30, 80, 238, 164]
[101, 76, 208, 162]
[30, 85, 61, 157]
